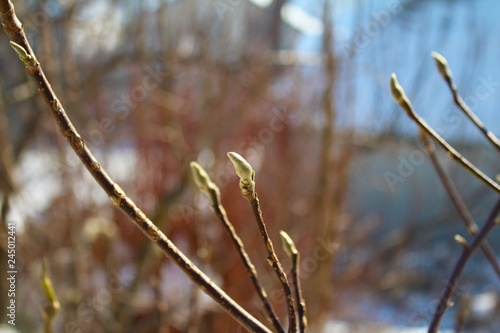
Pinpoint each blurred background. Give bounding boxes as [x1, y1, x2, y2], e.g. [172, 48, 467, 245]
[0, 0, 500, 332]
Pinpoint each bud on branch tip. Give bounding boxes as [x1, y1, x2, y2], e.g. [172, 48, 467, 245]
[190, 161, 217, 194]
[390, 73, 415, 117]
[431, 51, 452, 81]
[454, 234, 467, 248]
[280, 230, 298, 257]
[227, 152, 253, 182]
[390, 73, 406, 103]
[227, 152, 255, 196]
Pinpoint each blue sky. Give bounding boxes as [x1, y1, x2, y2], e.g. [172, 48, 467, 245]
[278, 0, 500, 143]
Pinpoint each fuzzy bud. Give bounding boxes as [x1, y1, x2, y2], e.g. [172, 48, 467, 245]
[454, 234, 468, 248]
[227, 152, 255, 196]
[190, 161, 217, 195]
[390, 73, 406, 103]
[280, 230, 298, 257]
[10, 41, 32, 63]
[431, 51, 452, 81]
[390, 73, 414, 117]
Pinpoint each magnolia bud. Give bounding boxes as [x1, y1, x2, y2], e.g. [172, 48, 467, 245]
[390, 73, 414, 117]
[10, 41, 32, 63]
[431, 51, 452, 81]
[190, 161, 217, 195]
[227, 152, 255, 196]
[390, 73, 405, 103]
[280, 230, 298, 257]
[454, 234, 467, 248]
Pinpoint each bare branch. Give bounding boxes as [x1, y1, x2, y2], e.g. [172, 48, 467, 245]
[431, 52, 500, 153]
[191, 161, 284, 333]
[228, 152, 297, 333]
[390, 74, 500, 195]
[420, 134, 500, 280]
[281, 231, 307, 333]
[427, 198, 500, 333]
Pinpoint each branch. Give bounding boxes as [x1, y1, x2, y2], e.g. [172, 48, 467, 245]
[0, 2, 271, 332]
[191, 162, 284, 333]
[390, 74, 500, 195]
[228, 152, 297, 333]
[427, 198, 500, 333]
[280, 231, 307, 333]
[420, 134, 500, 280]
[431, 52, 500, 153]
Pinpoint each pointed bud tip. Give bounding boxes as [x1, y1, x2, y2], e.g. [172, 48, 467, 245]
[431, 51, 451, 80]
[227, 152, 253, 182]
[454, 234, 467, 247]
[190, 161, 215, 193]
[280, 230, 298, 257]
[431, 51, 447, 64]
[390, 73, 405, 103]
[9, 41, 31, 62]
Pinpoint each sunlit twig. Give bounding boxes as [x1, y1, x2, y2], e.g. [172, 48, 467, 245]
[191, 162, 285, 333]
[280, 231, 307, 333]
[228, 152, 297, 333]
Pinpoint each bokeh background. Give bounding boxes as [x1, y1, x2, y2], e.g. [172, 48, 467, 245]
[0, 0, 500, 332]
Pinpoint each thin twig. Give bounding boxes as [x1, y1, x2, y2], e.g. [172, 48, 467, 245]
[190, 161, 284, 333]
[227, 152, 297, 333]
[209, 188, 285, 333]
[420, 134, 500, 280]
[280, 231, 307, 333]
[427, 198, 500, 333]
[292, 255, 307, 333]
[250, 196, 297, 333]
[0, 2, 271, 332]
[431, 52, 500, 153]
[390, 74, 500, 195]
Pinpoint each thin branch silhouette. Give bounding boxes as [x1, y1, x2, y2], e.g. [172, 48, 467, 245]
[390, 73, 500, 195]
[432, 52, 500, 153]
[390, 69, 500, 333]
[420, 133, 500, 280]
[427, 199, 500, 333]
